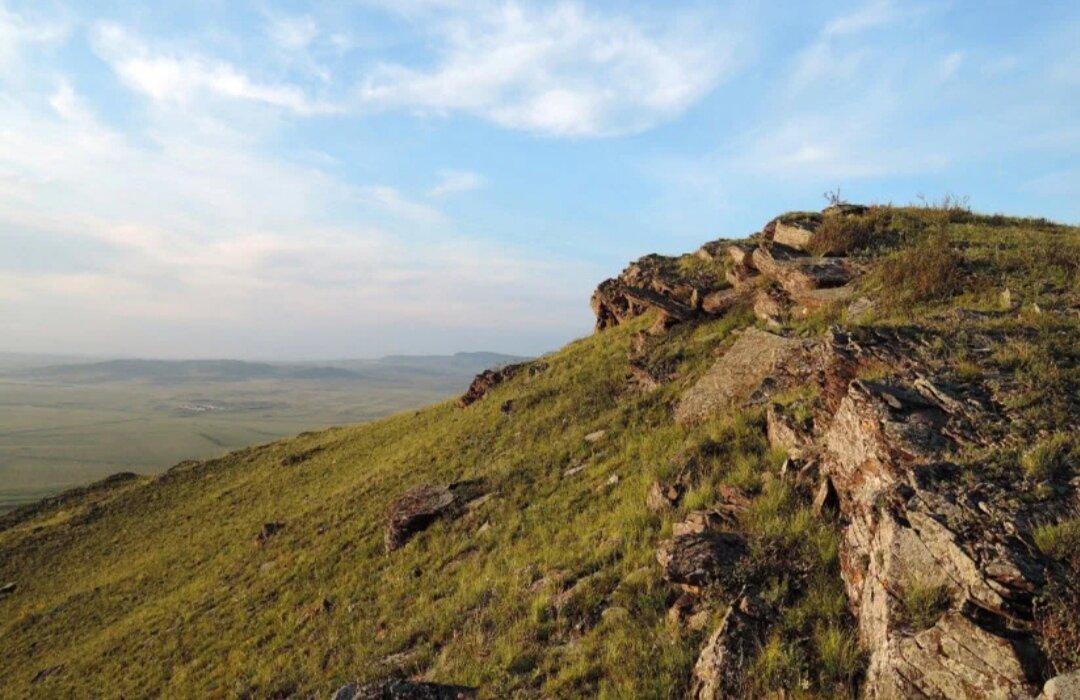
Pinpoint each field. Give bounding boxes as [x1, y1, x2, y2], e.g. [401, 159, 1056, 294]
[0, 354, 521, 512]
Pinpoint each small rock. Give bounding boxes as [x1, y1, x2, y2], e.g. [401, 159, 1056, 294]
[673, 511, 728, 537]
[499, 399, 514, 415]
[332, 683, 358, 700]
[0, 582, 15, 597]
[336, 678, 477, 700]
[459, 363, 525, 407]
[255, 522, 285, 545]
[772, 220, 816, 251]
[701, 289, 740, 316]
[605, 474, 620, 486]
[646, 480, 683, 511]
[384, 482, 481, 552]
[656, 532, 748, 592]
[690, 596, 769, 699]
[584, 430, 606, 443]
[846, 296, 876, 321]
[812, 478, 839, 516]
[563, 464, 586, 477]
[1043, 670, 1080, 700]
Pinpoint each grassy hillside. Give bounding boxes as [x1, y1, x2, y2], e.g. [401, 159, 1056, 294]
[0, 205, 1077, 698]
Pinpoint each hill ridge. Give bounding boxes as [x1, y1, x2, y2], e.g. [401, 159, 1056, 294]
[1, 203, 1078, 699]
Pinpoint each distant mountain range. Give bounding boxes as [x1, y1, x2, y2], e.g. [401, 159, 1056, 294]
[4, 352, 527, 385]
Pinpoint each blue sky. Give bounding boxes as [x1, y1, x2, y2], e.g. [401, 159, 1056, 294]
[0, 0, 1077, 359]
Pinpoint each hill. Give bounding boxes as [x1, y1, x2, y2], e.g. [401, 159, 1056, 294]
[0, 204, 1078, 698]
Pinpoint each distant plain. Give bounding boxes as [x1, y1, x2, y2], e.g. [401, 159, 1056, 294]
[0, 352, 522, 512]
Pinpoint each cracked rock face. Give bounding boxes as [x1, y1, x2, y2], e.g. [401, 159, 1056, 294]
[822, 378, 1048, 699]
[675, 328, 808, 426]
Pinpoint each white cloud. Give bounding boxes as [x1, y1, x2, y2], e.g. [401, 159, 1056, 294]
[91, 23, 335, 115]
[0, 75, 594, 357]
[266, 14, 319, 51]
[0, 2, 70, 72]
[823, 0, 896, 38]
[428, 169, 485, 197]
[358, 2, 742, 137]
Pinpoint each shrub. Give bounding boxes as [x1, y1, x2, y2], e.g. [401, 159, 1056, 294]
[1034, 518, 1080, 570]
[875, 231, 963, 309]
[810, 215, 871, 256]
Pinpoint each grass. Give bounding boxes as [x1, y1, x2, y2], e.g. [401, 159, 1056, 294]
[1, 204, 1078, 698]
[1022, 433, 1077, 482]
[897, 582, 952, 633]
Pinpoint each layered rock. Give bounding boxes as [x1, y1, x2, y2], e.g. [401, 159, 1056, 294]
[690, 595, 771, 699]
[822, 378, 1048, 699]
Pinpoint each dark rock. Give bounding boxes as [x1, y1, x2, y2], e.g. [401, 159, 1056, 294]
[811, 477, 839, 516]
[334, 678, 477, 700]
[656, 532, 747, 592]
[384, 482, 482, 552]
[499, 399, 514, 415]
[255, 522, 285, 545]
[458, 363, 524, 407]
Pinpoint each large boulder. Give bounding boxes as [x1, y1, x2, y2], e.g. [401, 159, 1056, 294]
[675, 328, 807, 426]
[384, 482, 482, 552]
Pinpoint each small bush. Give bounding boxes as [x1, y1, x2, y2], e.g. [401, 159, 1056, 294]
[810, 215, 872, 256]
[898, 582, 952, 632]
[1022, 433, 1077, 482]
[875, 232, 963, 309]
[1034, 518, 1080, 570]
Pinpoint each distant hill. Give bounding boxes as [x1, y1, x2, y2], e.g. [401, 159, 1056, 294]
[9, 353, 527, 385]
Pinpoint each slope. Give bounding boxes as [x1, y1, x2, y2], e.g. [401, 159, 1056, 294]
[0, 203, 1077, 699]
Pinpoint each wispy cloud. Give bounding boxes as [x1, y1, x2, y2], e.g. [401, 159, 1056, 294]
[91, 23, 336, 115]
[428, 169, 485, 197]
[358, 2, 744, 136]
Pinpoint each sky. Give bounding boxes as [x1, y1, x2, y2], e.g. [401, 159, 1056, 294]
[0, 0, 1077, 359]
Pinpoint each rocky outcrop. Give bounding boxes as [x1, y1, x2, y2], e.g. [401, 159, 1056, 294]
[690, 595, 771, 699]
[822, 378, 1048, 698]
[752, 244, 854, 295]
[384, 482, 482, 552]
[458, 363, 524, 407]
[590, 252, 731, 332]
[675, 328, 808, 425]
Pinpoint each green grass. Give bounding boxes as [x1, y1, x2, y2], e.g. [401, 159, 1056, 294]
[1, 204, 1077, 698]
[897, 582, 952, 633]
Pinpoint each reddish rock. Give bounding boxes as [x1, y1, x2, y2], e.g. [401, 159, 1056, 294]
[458, 363, 524, 407]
